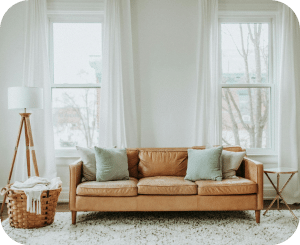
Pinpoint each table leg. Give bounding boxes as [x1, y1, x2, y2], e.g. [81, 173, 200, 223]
[279, 194, 298, 220]
[263, 194, 279, 215]
[264, 172, 298, 220]
[277, 173, 280, 210]
[263, 173, 279, 215]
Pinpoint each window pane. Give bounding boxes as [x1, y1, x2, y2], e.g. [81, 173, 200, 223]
[222, 88, 271, 149]
[52, 88, 100, 149]
[221, 23, 269, 84]
[53, 23, 102, 84]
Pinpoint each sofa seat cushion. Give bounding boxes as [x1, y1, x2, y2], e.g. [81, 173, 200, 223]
[137, 176, 197, 195]
[76, 177, 138, 197]
[196, 177, 257, 196]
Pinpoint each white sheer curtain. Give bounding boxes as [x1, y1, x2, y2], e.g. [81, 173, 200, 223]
[13, 0, 56, 181]
[194, 0, 220, 146]
[278, 3, 300, 204]
[99, 0, 139, 148]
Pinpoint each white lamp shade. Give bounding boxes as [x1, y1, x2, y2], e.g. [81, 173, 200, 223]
[8, 87, 43, 110]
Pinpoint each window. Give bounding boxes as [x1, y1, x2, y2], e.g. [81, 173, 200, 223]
[50, 19, 102, 154]
[220, 18, 275, 154]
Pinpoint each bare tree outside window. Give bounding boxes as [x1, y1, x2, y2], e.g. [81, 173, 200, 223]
[51, 23, 102, 149]
[52, 87, 100, 148]
[221, 23, 271, 149]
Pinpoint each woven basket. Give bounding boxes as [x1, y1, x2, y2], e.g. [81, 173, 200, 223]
[4, 186, 62, 229]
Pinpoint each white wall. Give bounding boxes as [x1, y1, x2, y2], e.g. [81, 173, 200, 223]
[0, 0, 282, 203]
[132, 0, 198, 147]
[0, 1, 27, 202]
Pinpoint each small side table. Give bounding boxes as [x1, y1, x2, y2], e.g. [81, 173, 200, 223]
[263, 167, 298, 219]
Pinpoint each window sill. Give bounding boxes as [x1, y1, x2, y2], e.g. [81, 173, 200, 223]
[246, 153, 278, 157]
[55, 149, 79, 158]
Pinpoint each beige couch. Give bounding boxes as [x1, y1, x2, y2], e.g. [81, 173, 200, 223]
[69, 146, 263, 224]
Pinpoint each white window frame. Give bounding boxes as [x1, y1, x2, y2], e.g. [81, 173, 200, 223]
[218, 14, 278, 156]
[48, 13, 103, 157]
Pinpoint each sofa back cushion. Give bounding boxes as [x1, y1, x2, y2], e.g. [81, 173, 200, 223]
[138, 148, 189, 178]
[127, 149, 139, 179]
[136, 146, 246, 179]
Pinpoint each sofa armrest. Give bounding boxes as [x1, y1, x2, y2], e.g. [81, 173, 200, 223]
[69, 159, 83, 210]
[244, 157, 263, 210]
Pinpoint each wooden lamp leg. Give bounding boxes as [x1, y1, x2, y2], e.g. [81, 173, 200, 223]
[25, 116, 39, 176]
[24, 119, 31, 178]
[8, 117, 25, 184]
[0, 116, 25, 219]
[1, 113, 40, 220]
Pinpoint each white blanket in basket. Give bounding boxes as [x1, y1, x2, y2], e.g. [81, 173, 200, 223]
[11, 176, 62, 215]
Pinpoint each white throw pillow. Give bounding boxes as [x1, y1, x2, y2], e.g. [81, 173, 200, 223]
[222, 150, 246, 179]
[76, 146, 96, 182]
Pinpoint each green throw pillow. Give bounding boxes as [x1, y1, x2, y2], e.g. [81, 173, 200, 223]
[185, 146, 223, 181]
[94, 147, 130, 182]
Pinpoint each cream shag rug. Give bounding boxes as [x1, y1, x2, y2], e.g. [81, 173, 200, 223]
[1, 210, 299, 245]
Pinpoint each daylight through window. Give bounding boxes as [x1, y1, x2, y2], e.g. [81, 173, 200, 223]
[51, 22, 102, 149]
[221, 22, 273, 150]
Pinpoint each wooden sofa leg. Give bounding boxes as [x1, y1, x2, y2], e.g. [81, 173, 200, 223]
[72, 211, 77, 225]
[255, 210, 260, 223]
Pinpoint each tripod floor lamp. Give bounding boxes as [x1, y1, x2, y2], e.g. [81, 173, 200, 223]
[0, 87, 43, 217]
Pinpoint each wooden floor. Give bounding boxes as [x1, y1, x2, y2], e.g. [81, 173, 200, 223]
[1, 201, 300, 222]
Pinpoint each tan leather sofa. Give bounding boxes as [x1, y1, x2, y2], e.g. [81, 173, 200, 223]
[69, 146, 263, 224]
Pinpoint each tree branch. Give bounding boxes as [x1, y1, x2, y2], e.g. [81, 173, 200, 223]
[224, 89, 240, 145]
[225, 26, 243, 57]
[222, 137, 231, 146]
[227, 89, 250, 131]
